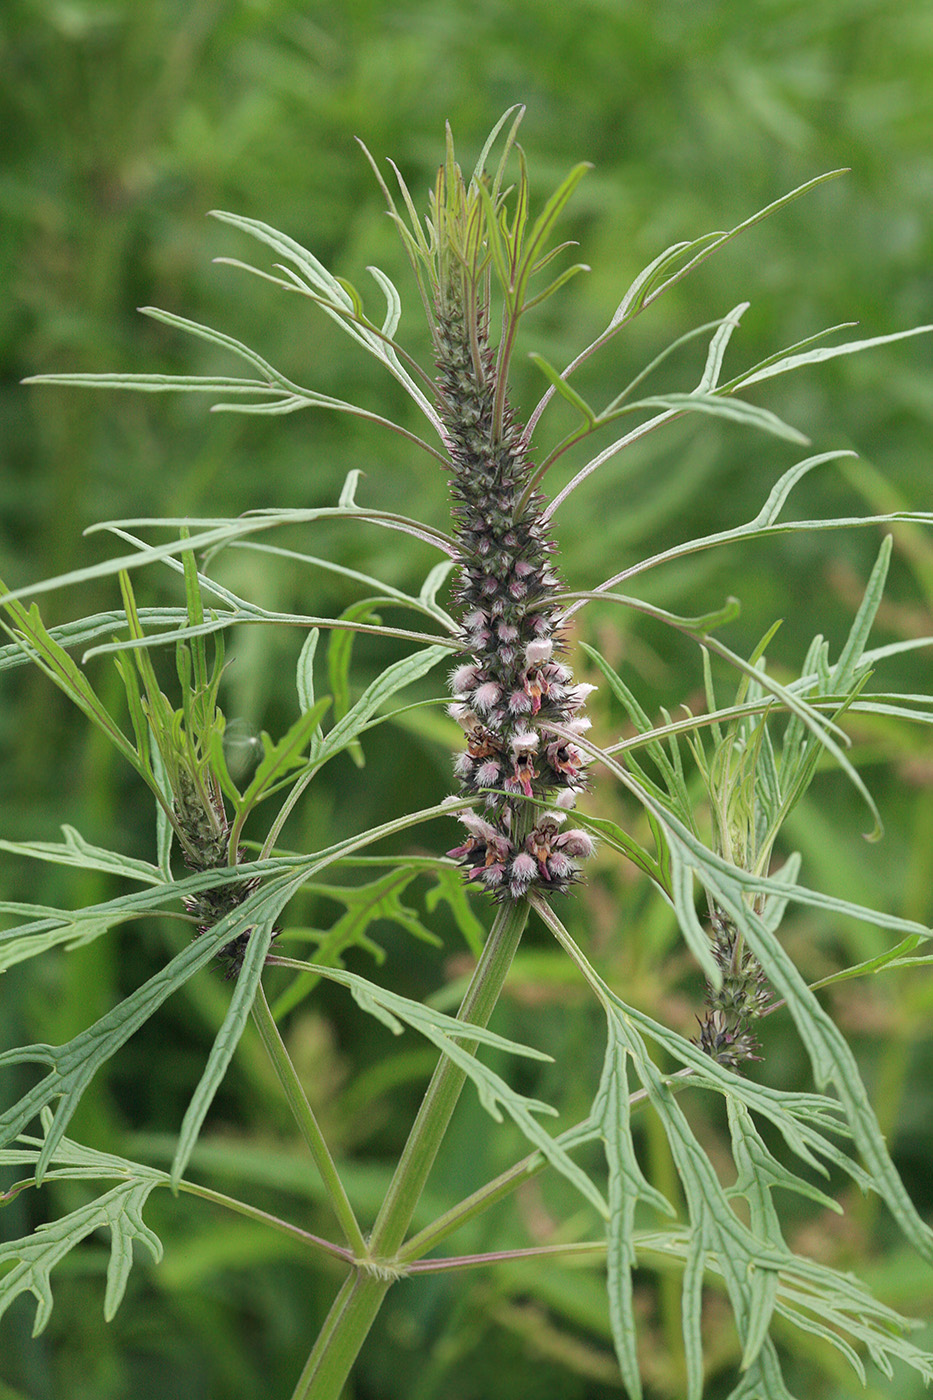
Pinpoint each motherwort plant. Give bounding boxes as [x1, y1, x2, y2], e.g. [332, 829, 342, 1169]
[3, 110, 933, 1399]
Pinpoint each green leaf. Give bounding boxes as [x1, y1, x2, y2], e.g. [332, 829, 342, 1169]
[734, 323, 933, 390]
[610, 238, 694, 327]
[0, 890, 171, 974]
[418, 559, 457, 618]
[295, 628, 321, 716]
[0, 583, 145, 777]
[313, 644, 449, 766]
[628, 392, 809, 446]
[270, 867, 445, 1019]
[581, 643, 686, 801]
[643, 171, 848, 312]
[522, 260, 590, 312]
[171, 914, 279, 1187]
[0, 826, 163, 885]
[138, 307, 305, 393]
[0, 608, 178, 674]
[0, 1177, 164, 1332]
[275, 957, 607, 1217]
[528, 353, 597, 425]
[807, 934, 929, 992]
[634, 1227, 933, 1396]
[695, 301, 749, 392]
[718, 322, 858, 394]
[470, 103, 524, 196]
[365, 264, 404, 341]
[569, 810, 668, 890]
[0, 871, 303, 1181]
[0, 1117, 168, 1333]
[602, 172, 847, 336]
[659, 814, 933, 1266]
[424, 864, 485, 957]
[607, 1002, 774, 1376]
[593, 1024, 673, 1400]
[513, 161, 591, 306]
[327, 601, 384, 768]
[0, 500, 460, 614]
[20, 372, 283, 396]
[237, 700, 332, 811]
[533, 897, 933, 1391]
[831, 534, 891, 692]
[207, 211, 442, 430]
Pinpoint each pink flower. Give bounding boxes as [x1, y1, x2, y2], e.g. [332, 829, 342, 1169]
[450, 664, 480, 695]
[508, 751, 536, 797]
[545, 852, 575, 881]
[546, 739, 584, 779]
[448, 703, 478, 729]
[555, 829, 596, 859]
[508, 852, 538, 897]
[460, 813, 501, 842]
[567, 683, 597, 711]
[473, 681, 503, 713]
[454, 752, 475, 779]
[524, 639, 553, 666]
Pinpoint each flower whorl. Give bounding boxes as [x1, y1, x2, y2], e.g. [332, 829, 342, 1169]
[435, 296, 595, 899]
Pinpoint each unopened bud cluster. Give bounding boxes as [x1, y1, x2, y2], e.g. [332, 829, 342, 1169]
[435, 298, 595, 899]
[695, 907, 770, 1069]
[174, 770, 260, 975]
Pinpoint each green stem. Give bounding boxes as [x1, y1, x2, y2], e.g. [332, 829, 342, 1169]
[398, 1077, 689, 1267]
[291, 896, 530, 1398]
[290, 1273, 391, 1400]
[397, 1119, 598, 1264]
[260, 761, 322, 858]
[251, 982, 367, 1259]
[407, 1238, 607, 1274]
[177, 1178, 352, 1264]
[368, 897, 529, 1257]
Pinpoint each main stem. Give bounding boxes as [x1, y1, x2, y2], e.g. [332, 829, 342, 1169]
[290, 897, 529, 1400]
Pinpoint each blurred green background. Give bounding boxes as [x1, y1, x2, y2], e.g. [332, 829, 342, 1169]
[2, 1, 933, 1397]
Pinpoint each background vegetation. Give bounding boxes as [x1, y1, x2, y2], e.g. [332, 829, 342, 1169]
[2, 1, 932, 1396]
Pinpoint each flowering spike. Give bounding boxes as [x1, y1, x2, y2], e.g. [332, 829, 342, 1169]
[405, 121, 595, 901]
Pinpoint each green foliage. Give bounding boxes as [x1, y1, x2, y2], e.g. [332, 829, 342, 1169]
[0, 1111, 167, 1334]
[4, 18, 933, 1400]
